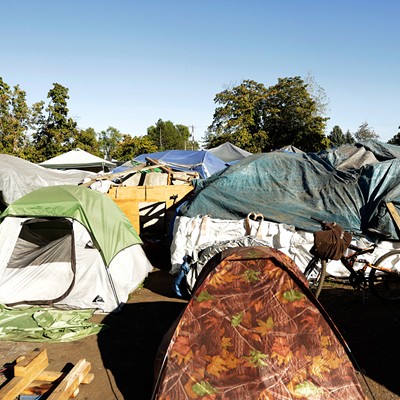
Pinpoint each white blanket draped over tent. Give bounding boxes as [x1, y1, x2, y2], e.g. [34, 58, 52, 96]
[170, 215, 400, 279]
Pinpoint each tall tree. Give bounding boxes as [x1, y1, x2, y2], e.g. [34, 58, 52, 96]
[147, 119, 191, 150]
[98, 126, 123, 160]
[113, 134, 158, 161]
[0, 77, 30, 157]
[31, 83, 78, 162]
[204, 80, 268, 152]
[387, 125, 400, 145]
[328, 125, 346, 147]
[304, 72, 330, 117]
[345, 130, 355, 145]
[263, 77, 329, 152]
[354, 122, 379, 141]
[204, 77, 329, 153]
[73, 127, 101, 156]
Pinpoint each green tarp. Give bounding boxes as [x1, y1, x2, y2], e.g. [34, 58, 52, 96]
[180, 141, 400, 239]
[0, 305, 105, 342]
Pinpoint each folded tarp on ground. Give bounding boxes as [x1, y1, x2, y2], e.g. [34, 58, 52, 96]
[0, 305, 104, 342]
[179, 141, 400, 239]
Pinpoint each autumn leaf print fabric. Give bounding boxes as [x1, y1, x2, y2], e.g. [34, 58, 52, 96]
[153, 246, 367, 400]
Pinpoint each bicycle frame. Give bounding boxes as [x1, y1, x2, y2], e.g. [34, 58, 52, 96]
[338, 244, 376, 288]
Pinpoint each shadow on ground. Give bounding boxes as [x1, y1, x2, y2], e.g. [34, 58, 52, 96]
[98, 237, 186, 400]
[98, 300, 185, 400]
[318, 285, 400, 398]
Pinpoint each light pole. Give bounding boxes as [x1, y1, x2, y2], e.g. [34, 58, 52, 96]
[188, 125, 195, 150]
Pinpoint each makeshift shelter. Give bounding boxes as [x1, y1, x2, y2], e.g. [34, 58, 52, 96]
[153, 246, 367, 399]
[0, 185, 153, 312]
[134, 150, 227, 179]
[0, 154, 94, 208]
[207, 142, 252, 163]
[40, 148, 115, 172]
[179, 141, 400, 240]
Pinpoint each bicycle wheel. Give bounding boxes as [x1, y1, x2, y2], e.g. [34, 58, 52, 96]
[369, 250, 400, 301]
[303, 257, 327, 298]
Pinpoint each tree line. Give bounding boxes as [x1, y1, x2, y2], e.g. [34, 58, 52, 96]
[0, 76, 397, 164]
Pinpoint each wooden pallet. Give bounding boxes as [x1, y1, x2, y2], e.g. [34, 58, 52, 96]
[0, 348, 94, 399]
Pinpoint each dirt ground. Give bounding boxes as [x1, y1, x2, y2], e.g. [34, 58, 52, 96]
[1, 239, 400, 400]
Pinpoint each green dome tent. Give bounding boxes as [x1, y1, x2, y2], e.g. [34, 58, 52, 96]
[0, 185, 152, 312]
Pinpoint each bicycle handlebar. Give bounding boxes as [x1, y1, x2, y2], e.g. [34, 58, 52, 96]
[311, 216, 327, 226]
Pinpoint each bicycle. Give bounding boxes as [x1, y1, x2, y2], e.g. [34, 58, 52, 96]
[303, 217, 400, 300]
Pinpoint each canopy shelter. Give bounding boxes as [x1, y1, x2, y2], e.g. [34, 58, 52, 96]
[40, 148, 115, 172]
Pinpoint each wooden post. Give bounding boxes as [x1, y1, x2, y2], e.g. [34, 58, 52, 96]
[386, 202, 400, 234]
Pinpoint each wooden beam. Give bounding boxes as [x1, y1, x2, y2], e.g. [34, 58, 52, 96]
[0, 349, 49, 400]
[47, 359, 92, 400]
[386, 202, 400, 233]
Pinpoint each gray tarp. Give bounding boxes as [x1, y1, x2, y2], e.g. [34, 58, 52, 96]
[207, 142, 252, 163]
[0, 154, 95, 206]
[180, 141, 400, 239]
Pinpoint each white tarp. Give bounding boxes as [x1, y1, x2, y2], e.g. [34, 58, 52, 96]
[40, 148, 115, 170]
[170, 215, 400, 279]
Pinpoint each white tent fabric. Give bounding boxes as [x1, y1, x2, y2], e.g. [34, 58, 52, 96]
[0, 218, 153, 312]
[170, 215, 400, 277]
[0, 154, 95, 206]
[207, 142, 252, 163]
[40, 148, 115, 171]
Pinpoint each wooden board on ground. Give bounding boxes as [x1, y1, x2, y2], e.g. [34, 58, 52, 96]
[0, 348, 93, 399]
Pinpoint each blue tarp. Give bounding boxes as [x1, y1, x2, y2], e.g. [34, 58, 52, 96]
[179, 141, 400, 240]
[134, 150, 227, 179]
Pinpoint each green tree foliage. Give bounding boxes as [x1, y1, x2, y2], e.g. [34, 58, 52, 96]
[354, 122, 379, 141]
[31, 83, 78, 162]
[147, 119, 191, 150]
[0, 77, 30, 157]
[345, 130, 355, 144]
[388, 127, 400, 145]
[98, 126, 123, 160]
[204, 77, 329, 153]
[304, 72, 330, 117]
[113, 134, 158, 161]
[73, 127, 102, 156]
[263, 77, 329, 152]
[328, 125, 346, 147]
[205, 80, 268, 153]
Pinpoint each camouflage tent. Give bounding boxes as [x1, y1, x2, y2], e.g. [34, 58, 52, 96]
[152, 246, 367, 399]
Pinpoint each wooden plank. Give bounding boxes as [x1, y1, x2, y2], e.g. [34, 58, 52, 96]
[0, 376, 32, 400]
[14, 348, 48, 377]
[386, 202, 400, 233]
[0, 349, 49, 400]
[23, 370, 94, 384]
[47, 359, 92, 400]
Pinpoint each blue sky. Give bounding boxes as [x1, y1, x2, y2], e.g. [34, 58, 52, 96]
[2, 0, 400, 145]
